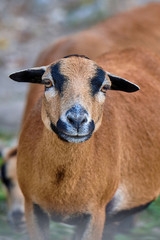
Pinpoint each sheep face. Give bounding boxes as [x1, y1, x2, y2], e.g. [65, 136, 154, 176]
[41, 55, 111, 143]
[9, 55, 139, 143]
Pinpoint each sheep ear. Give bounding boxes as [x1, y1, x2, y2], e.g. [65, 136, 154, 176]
[107, 72, 140, 92]
[9, 67, 47, 84]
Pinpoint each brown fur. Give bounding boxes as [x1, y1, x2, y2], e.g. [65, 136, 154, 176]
[97, 48, 160, 208]
[17, 58, 119, 240]
[12, 3, 160, 240]
[15, 47, 160, 240]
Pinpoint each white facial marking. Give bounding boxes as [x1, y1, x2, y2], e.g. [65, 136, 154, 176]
[94, 115, 103, 132]
[45, 87, 57, 101]
[42, 71, 57, 102]
[95, 91, 106, 103]
[95, 76, 110, 103]
[41, 103, 52, 131]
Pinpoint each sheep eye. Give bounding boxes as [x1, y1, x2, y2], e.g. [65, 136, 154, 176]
[44, 79, 53, 88]
[100, 84, 109, 93]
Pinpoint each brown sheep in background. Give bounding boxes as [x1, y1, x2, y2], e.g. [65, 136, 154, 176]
[0, 147, 25, 230]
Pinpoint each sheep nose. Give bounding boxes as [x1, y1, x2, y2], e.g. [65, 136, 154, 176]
[66, 105, 89, 129]
[12, 210, 24, 224]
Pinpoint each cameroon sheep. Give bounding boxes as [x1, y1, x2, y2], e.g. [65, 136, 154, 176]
[10, 47, 160, 240]
[8, 3, 160, 240]
[0, 147, 25, 230]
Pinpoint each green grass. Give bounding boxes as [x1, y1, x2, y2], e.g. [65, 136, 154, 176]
[115, 198, 160, 240]
[0, 156, 3, 166]
[50, 223, 75, 240]
[0, 132, 16, 141]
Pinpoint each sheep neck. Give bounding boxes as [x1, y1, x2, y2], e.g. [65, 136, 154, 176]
[42, 127, 95, 168]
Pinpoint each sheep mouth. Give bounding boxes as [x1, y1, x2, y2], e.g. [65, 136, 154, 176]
[58, 132, 93, 143]
[50, 122, 94, 143]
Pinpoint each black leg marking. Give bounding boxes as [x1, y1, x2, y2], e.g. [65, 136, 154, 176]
[72, 214, 91, 240]
[33, 203, 49, 238]
[106, 200, 153, 223]
[1, 164, 13, 191]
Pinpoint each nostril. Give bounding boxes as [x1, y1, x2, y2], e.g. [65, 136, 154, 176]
[65, 105, 89, 128]
[67, 114, 88, 127]
[81, 116, 88, 124]
[67, 115, 75, 125]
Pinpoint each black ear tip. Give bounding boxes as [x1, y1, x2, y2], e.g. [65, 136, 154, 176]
[9, 71, 28, 82]
[125, 85, 140, 93]
[9, 73, 15, 80]
[131, 84, 140, 92]
[9, 68, 45, 83]
[9, 72, 20, 81]
[136, 85, 140, 91]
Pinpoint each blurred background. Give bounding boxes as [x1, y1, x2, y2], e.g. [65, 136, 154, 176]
[0, 0, 160, 239]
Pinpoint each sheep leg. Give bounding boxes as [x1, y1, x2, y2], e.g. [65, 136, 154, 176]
[72, 215, 90, 240]
[73, 208, 105, 240]
[25, 200, 50, 240]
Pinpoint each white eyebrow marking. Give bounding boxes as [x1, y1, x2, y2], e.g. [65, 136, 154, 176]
[45, 88, 57, 101]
